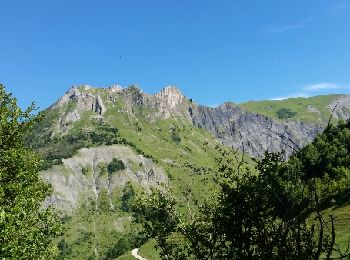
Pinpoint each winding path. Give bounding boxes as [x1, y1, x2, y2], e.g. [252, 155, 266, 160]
[131, 248, 148, 260]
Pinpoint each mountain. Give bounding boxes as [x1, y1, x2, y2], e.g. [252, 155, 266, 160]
[29, 85, 350, 259]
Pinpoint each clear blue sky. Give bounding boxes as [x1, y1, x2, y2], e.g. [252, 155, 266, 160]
[1, 0, 350, 109]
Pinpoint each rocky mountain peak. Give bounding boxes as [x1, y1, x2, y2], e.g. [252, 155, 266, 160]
[154, 86, 185, 108]
[108, 84, 123, 93]
[329, 94, 350, 119]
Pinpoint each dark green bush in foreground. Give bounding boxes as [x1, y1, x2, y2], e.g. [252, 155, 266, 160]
[134, 120, 350, 259]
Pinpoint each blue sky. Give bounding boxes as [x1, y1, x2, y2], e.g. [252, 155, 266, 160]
[1, 0, 350, 109]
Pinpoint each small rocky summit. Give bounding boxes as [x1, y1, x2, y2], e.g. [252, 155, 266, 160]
[155, 86, 185, 108]
[55, 85, 107, 115]
[48, 84, 350, 158]
[153, 86, 187, 118]
[330, 94, 350, 119]
[92, 95, 106, 115]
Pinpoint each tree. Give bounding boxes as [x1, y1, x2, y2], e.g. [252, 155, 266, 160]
[0, 84, 61, 259]
[135, 134, 350, 259]
[107, 158, 126, 174]
[121, 182, 135, 212]
[276, 108, 297, 120]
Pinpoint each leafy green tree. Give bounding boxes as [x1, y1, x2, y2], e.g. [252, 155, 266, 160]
[276, 108, 297, 119]
[135, 140, 349, 259]
[292, 120, 350, 207]
[107, 158, 126, 174]
[0, 84, 61, 259]
[121, 182, 135, 212]
[296, 120, 350, 179]
[134, 189, 181, 259]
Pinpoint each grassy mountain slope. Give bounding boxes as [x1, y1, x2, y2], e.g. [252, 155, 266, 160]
[239, 94, 350, 124]
[29, 85, 240, 259]
[29, 85, 350, 259]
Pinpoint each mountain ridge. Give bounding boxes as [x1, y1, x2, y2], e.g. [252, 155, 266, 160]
[29, 84, 350, 259]
[44, 84, 350, 158]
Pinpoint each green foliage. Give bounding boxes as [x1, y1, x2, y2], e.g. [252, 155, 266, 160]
[135, 125, 350, 259]
[121, 182, 135, 212]
[0, 84, 61, 259]
[290, 120, 350, 211]
[108, 158, 126, 174]
[81, 165, 91, 176]
[31, 123, 120, 170]
[240, 94, 339, 124]
[276, 107, 297, 119]
[98, 189, 112, 212]
[134, 189, 180, 259]
[296, 120, 350, 179]
[170, 127, 181, 144]
[105, 230, 145, 259]
[57, 239, 72, 259]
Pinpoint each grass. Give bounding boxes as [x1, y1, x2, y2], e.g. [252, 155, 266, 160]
[138, 239, 161, 260]
[117, 239, 161, 260]
[37, 87, 232, 259]
[322, 204, 350, 256]
[239, 94, 341, 124]
[38, 87, 350, 259]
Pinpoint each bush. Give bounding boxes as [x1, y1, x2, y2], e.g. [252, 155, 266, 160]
[107, 158, 126, 174]
[105, 231, 145, 259]
[121, 182, 135, 212]
[171, 128, 181, 144]
[276, 108, 297, 119]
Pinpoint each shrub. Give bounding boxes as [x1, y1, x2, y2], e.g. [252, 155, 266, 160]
[276, 108, 297, 119]
[107, 158, 126, 174]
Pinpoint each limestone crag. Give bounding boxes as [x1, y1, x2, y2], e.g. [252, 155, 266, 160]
[48, 85, 350, 158]
[42, 145, 167, 213]
[54, 87, 107, 133]
[155, 86, 185, 108]
[108, 84, 123, 93]
[153, 86, 187, 118]
[329, 94, 350, 120]
[190, 102, 323, 158]
[92, 95, 106, 115]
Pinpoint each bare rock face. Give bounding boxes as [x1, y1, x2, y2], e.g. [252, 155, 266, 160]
[53, 87, 108, 133]
[42, 145, 167, 213]
[330, 95, 350, 120]
[154, 86, 186, 118]
[190, 103, 323, 158]
[108, 84, 123, 93]
[155, 86, 185, 108]
[49, 85, 350, 158]
[64, 111, 81, 123]
[92, 95, 106, 115]
[54, 86, 107, 114]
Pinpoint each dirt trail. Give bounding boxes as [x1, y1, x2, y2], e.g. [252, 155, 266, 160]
[131, 248, 147, 260]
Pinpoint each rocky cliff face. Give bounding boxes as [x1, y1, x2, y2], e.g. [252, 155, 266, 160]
[190, 103, 323, 158]
[154, 86, 186, 118]
[330, 95, 350, 120]
[42, 145, 167, 213]
[47, 85, 349, 159]
[34, 85, 350, 258]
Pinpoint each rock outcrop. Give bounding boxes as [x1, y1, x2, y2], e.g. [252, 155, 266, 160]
[42, 145, 167, 213]
[152, 86, 187, 118]
[155, 86, 185, 109]
[330, 94, 350, 119]
[92, 95, 106, 115]
[48, 85, 350, 158]
[190, 102, 323, 158]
